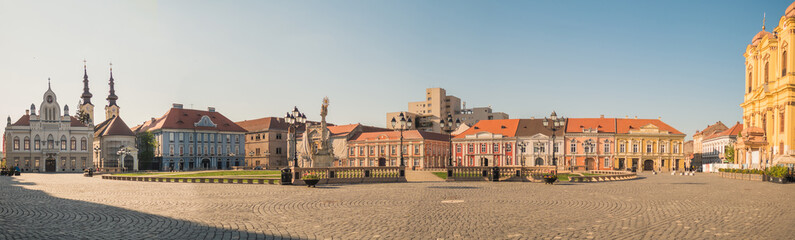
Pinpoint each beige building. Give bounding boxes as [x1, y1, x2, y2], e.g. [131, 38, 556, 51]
[236, 117, 302, 169]
[691, 122, 728, 168]
[387, 88, 508, 133]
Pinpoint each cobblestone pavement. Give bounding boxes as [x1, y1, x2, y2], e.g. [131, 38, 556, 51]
[1, 173, 794, 240]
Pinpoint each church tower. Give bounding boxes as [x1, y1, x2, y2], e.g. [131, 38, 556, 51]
[105, 63, 120, 120]
[78, 60, 95, 125]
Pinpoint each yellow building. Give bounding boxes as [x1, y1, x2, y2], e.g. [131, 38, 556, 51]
[740, 4, 795, 168]
[613, 119, 687, 172]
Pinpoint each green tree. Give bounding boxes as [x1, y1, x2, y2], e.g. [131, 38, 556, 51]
[137, 131, 157, 170]
[724, 144, 735, 163]
[74, 109, 91, 125]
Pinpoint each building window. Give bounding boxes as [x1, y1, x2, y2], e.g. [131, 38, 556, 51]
[369, 146, 375, 156]
[60, 137, 67, 150]
[179, 146, 184, 155]
[80, 138, 87, 151]
[782, 112, 786, 133]
[604, 158, 610, 168]
[553, 143, 559, 153]
[179, 133, 184, 142]
[604, 141, 610, 153]
[673, 143, 680, 154]
[189, 134, 193, 142]
[468, 144, 474, 153]
[493, 143, 499, 153]
[276, 148, 282, 154]
[402, 145, 407, 155]
[505, 143, 511, 152]
[570, 142, 576, 153]
[620, 143, 626, 153]
[24, 137, 30, 150]
[226, 135, 230, 143]
[632, 143, 638, 153]
[414, 145, 420, 155]
[169, 132, 174, 142]
[660, 144, 666, 153]
[764, 62, 769, 83]
[34, 136, 40, 150]
[748, 72, 752, 93]
[276, 133, 282, 140]
[583, 143, 591, 153]
[359, 147, 364, 156]
[169, 145, 174, 155]
[456, 144, 461, 153]
[391, 145, 397, 155]
[646, 143, 652, 153]
[380, 146, 386, 155]
[782, 51, 788, 76]
[481, 144, 487, 153]
[13, 137, 19, 150]
[349, 147, 355, 156]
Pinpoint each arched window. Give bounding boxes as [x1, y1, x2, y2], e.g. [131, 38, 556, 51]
[34, 135, 40, 150]
[13, 137, 20, 150]
[764, 62, 769, 83]
[748, 72, 753, 93]
[80, 137, 87, 151]
[24, 137, 30, 150]
[783, 51, 788, 76]
[47, 135, 54, 149]
[70, 137, 77, 150]
[60, 136, 67, 150]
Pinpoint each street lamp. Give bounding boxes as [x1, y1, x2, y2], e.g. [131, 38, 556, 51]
[543, 111, 565, 173]
[439, 115, 460, 168]
[516, 142, 527, 166]
[116, 145, 129, 172]
[285, 107, 306, 168]
[93, 146, 101, 171]
[390, 113, 412, 168]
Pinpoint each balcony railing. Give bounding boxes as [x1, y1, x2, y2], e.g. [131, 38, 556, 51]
[292, 166, 406, 185]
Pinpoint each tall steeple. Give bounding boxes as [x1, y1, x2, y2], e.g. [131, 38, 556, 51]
[81, 59, 93, 105]
[105, 62, 120, 120]
[106, 62, 118, 107]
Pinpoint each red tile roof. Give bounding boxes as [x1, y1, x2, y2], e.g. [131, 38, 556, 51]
[351, 130, 450, 142]
[95, 115, 135, 137]
[616, 119, 683, 135]
[565, 118, 616, 133]
[453, 119, 521, 139]
[694, 121, 727, 136]
[705, 122, 742, 140]
[327, 124, 390, 137]
[132, 108, 246, 133]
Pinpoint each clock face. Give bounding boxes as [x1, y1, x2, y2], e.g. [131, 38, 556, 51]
[46, 96, 53, 103]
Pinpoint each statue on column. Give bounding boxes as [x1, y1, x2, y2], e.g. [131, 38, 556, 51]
[305, 97, 335, 167]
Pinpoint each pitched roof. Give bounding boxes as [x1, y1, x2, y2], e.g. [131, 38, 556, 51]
[694, 121, 727, 136]
[94, 115, 135, 137]
[327, 124, 390, 137]
[565, 118, 616, 133]
[10, 115, 87, 127]
[453, 119, 521, 139]
[235, 117, 290, 132]
[705, 122, 742, 140]
[350, 130, 450, 142]
[616, 119, 684, 135]
[515, 119, 562, 137]
[132, 107, 246, 133]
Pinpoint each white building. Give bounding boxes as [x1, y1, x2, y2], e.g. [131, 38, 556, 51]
[702, 122, 743, 164]
[4, 81, 93, 172]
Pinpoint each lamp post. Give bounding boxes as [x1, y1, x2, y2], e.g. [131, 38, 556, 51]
[516, 142, 527, 166]
[93, 146, 101, 171]
[285, 107, 306, 168]
[390, 113, 412, 168]
[116, 145, 129, 172]
[439, 115, 460, 168]
[543, 111, 565, 173]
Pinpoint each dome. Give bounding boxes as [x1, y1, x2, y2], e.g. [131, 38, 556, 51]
[752, 30, 774, 46]
[786, 1, 795, 18]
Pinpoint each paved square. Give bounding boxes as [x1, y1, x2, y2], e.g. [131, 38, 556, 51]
[1, 173, 794, 239]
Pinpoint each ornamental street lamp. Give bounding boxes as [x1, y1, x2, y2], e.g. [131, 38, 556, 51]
[285, 107, 306, 168]
[516, 142, 527, 166]
[93, 146, 101, 171]
[439, 115, 460, 167]
[543, 111, 565, 174]
[391, 113, 412, 168]
[116, 145, 129, 172]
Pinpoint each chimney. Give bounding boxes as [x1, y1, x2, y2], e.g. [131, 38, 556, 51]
[634, 116, 638, 119]
[25, 110, 29, 115]
[625, 115, 628, 119]
[600, 114, 604, 118]
[658, 117, 661, 120]
[173, 103, 183, 109]
[208, 107, 216, 112]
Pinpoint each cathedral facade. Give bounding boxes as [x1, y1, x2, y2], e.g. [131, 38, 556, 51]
[4, 81, 93, 172]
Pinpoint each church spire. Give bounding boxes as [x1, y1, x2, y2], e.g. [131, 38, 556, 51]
[106, 62, 118, 106]
[81, 59, 93, 105]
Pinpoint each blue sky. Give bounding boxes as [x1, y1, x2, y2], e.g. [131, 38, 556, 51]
[0, 0, 792, 140]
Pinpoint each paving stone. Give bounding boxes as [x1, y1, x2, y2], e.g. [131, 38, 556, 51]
[0, 173, 794, 239]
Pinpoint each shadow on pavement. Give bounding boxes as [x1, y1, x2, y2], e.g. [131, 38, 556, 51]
[0, 176, 276, 240]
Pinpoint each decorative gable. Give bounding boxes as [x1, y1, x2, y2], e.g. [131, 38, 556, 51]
[194, 115, 217, 128]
